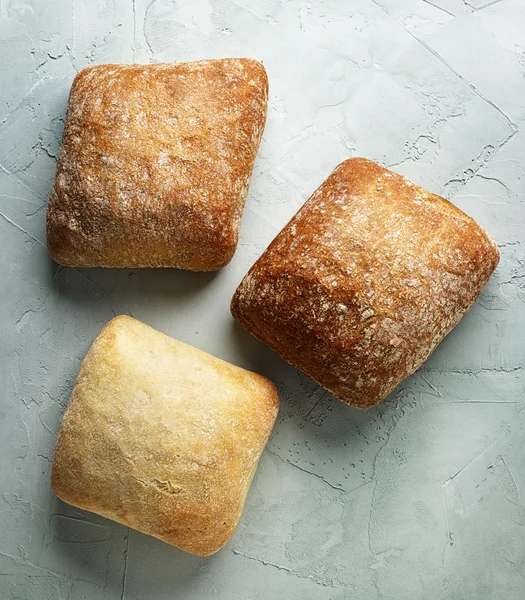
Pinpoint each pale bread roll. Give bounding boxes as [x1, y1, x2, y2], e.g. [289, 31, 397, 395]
[51, 316, 279, 556]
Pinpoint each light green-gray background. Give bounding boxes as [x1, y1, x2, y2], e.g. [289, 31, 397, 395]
[1, 0, 524, 598]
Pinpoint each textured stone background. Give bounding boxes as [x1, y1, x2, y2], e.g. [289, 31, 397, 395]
[1, 0, 524, 598]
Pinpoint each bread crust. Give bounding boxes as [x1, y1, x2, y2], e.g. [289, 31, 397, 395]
[51, 316, 279, 555]
[231, 158, 500, 409]
[46, 59, 268, 270]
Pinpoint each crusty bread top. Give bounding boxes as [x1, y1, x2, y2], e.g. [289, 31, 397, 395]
[46, 59, 268, 270]
[51, 316, 279, 555]
[232, 158, 499, 408]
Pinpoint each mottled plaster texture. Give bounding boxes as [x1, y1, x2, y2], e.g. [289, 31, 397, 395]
[1, 0, 524, 598]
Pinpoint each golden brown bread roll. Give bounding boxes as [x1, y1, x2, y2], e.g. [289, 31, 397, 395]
[231, 158, 499, 409]
[51, 316, 279, 556]
[46, 59, 268, 270]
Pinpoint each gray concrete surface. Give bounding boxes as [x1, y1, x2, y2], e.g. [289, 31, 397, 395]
[1, 0, 524, 598]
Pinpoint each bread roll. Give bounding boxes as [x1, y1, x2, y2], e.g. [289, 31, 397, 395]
[46, 59, 268, 270]
[51, 316, 279, 556]
[231, 158, 499, 409]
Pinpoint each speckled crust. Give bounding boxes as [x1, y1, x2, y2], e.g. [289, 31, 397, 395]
[231, 158, 500, 409]
[46, 59, 268, 270]
[51, 316, 279, 556]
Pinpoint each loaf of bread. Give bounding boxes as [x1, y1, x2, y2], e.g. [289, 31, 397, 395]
[46, 59, 268, 270]
[231, 158, 499, 409]
[51, 316, 279, 555]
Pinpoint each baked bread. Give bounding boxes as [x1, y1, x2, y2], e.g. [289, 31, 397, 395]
[46, 59, 268, 270]
[51, 316, 279, 555]
[231, 158, 499, 409]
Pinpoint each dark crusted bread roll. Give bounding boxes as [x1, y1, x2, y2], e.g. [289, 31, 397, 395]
[232, 158, 499, 408]
[46, 59, 268, 270]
